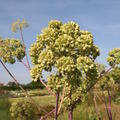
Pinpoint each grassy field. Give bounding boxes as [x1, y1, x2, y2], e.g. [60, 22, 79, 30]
[1, 89, 120, 120]
[9, 95, 55, 105]
[0, 98, 10, 120]
[0, 89, 55, 120]
[0, 97, 95, 120]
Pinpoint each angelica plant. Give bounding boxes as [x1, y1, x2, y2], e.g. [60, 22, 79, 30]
[30, 20, 100, 120]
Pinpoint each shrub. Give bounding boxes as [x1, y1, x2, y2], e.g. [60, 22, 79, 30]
[23, 80, 45, 90]
[10, 99, 55, 120]
[10, 100, 38, 120]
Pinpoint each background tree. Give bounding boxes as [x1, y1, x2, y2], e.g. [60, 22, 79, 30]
[29, 20, 100, 120]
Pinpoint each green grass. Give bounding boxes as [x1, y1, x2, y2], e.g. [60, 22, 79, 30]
[58, 104, 97, 120]
[0, 98, 10, 120]
[9, 95, 55, 105]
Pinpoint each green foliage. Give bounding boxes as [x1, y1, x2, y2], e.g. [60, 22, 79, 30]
[96, 63, 106, 75]
[109, 67, 120, 84]
[99, 74, 115, 90]
[30, 65, 43, 81]
[0, 81, 45, 91]
[47, 74, 65, 92]
[96, 64, 115, 91]
[0, 38, 25, 64]
[0, 86, 20, 91]
[97, 48, 120, 92]
[29, 20, 100, 110]
[24, 81, 45, 89]
[58, 104, 101, 120]
[98, 66, 120, 91]
[107, 48, 120, 66]
[77, 56, 98, 82]
[10, 100, 37, 120]
[114, 96, 120, 104]
[11, 19, 29, 32]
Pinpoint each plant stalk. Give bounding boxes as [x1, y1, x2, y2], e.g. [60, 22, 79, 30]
[20, 28, 31, 70]
[108, 90, 112, 120]
[93, 94, 102, 120]
[55, 92, 59, 120]
[68, 109, 73, 120]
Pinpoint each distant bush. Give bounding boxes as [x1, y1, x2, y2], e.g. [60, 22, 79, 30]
[23, 80, 45, 90]
[0, 80, 45, 91]
[0, 85, 20, 90]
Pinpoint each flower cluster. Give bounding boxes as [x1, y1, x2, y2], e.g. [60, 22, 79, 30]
[0, 38, 25, 64]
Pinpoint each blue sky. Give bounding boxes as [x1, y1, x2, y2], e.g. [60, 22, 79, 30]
[0, 0, 120, 84]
